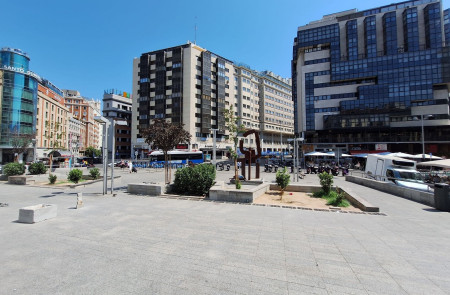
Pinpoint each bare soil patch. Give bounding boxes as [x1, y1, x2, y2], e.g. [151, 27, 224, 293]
[253, 190, 361, 211]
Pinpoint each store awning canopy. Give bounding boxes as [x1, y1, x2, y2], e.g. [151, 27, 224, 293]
[48, 150, 72, 158]
[304, 151, 333, 157]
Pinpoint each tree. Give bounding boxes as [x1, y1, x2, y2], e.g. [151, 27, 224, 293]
[140, 119, 191, 184]
[43, 121, 65, 149]
[224, 106, 246, 188]
[84, 146, 101, 158]
[276, 167, 290, 201]
[11, 128, 35, 162]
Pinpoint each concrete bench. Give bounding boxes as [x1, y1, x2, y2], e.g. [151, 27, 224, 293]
[8, 176, 34, 185]
[18, 204, 57, 223]
[128, 183, 169, 195]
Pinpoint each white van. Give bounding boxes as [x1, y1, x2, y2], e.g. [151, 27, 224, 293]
[365, 154, 429, 191]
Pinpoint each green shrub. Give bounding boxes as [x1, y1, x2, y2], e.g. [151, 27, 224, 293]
[28, 162, 47, 175]
[48, 174, 57, 184]
[276, 167, 290, 197]
[318, 172, 333, 194]
[173, 163, 216, 196]
[326, 191, 350, 207]
[174, 167, 192, 193]
[3, 162, 26, 176]
[68, 169, 83, 183]
[89, 167, 100, 179]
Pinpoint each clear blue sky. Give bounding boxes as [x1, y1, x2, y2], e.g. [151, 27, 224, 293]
[2, 0, 449, 100]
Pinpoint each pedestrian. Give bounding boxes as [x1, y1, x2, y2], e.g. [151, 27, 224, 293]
[128, 161, 133, 173]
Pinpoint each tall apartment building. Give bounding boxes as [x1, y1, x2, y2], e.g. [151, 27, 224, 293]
[292, 0, 450, 155]
[68, 115, 83, 158]
[36, 80, 69, 151]
[0, 47, 39, 163]
[132, 42, 293, 158]
[102, 90, 132, 159]
[63, 90, 102, 152]
[234, 66, 294, 152]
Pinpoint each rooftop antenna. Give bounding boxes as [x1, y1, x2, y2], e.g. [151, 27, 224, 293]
[194, 16, 197, 44]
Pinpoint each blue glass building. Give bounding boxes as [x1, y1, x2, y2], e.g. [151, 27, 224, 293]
[292, 0, 450, 156]
[0, 47, 38, 163]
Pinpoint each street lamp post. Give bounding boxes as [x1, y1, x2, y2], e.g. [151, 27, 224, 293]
[31, 139, 37, 163]
[420, 114, 433, 161]
[110, 119, 127, 194]
[94, 116, 110, 195]
[211, 129, 218, 167]
[421, 114, 425, 161]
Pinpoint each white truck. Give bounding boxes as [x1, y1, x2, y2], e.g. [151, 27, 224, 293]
[364, 154, 429, 191]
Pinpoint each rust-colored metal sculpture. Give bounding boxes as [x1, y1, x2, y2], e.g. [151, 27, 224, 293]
[238, 130, 262, 180]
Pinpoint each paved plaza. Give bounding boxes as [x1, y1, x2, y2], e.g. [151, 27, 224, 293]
[1, 167, 450, 294]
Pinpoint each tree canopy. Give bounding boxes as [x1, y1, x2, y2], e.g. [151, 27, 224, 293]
[84, 146, 101, 158]
[140, 119, 192, 183]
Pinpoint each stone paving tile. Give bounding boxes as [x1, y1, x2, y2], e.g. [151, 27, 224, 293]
[2, 172, 450, 294]
[392, 277, 448, 295]
[356, 273, 409, 295]
[286, 272, 326, 288]
[250, 276, 289, 294]
[287, 281, 329, 295]
[325, 283, 370, 295]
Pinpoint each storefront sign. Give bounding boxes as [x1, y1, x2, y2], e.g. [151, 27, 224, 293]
[1, 65, 41, 80]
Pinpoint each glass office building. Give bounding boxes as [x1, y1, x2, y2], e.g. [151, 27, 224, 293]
[0, 47, 38, 163]
[292, 0, 450, 155]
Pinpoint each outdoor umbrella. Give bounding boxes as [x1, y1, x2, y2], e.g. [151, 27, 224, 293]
[389, 152, 414, 158]
[416, 159, 450, 169]
[412, 154, 443, 160]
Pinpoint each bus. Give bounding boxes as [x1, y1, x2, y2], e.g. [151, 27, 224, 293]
[148, 151, 204, 166]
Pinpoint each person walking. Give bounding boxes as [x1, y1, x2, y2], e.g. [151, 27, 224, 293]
[128, 161, 133, 173]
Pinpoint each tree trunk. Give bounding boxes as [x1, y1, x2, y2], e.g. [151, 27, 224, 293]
[164, 152, 169, 184]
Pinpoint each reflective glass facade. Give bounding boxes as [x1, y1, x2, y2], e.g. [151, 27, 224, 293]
[0, 48, 38, 147]
[293, 0, 450, 154]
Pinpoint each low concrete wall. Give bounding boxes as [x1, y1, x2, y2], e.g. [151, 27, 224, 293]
[346, 175, 434, 207]
[18, 204, 57, 223]
[336, 186, 379, 212]
[269, 183, 378, 212]
[269, 184, 322, 193]
[209, 183, 270, 203]
[8, 176, 34, 185]
[128, 183, 168, 196]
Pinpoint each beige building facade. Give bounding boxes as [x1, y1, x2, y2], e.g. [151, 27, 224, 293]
[36, 82, 69, 150]
[132, 42, 294, 158]
[63, 89, 102, 152]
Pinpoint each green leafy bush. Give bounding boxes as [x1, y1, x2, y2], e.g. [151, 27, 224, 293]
[48, 174, 57, 184]
[276, 167, 290, 197]
[28, 162, 47, 175]
[325, 191, 350, 207]
[3, 162, 26, 176]
[68, 169, 83, 183]
[318, 172, 333, 194]
[174, 167, 192, 193]
[89, 167, 100, 179]
[174, 163, 216, 196]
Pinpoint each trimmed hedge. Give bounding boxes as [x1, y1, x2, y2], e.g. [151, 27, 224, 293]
[49, 174, 57, 184]
[68, 169, 83, 183]
[3, 162, 26, 176]
[89, 167, 100, 179]
[29, 162, 47, 175]
[174, 163, 216, 196]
